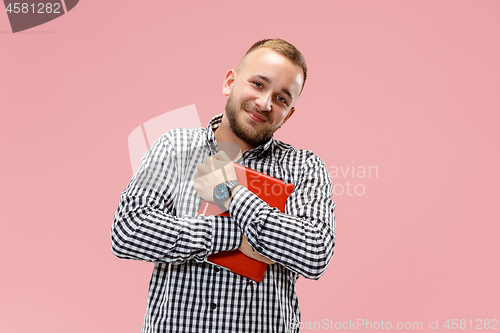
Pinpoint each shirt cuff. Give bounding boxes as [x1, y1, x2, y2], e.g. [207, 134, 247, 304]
[209, 215, 243, 254]
[228, 187, 271, 237]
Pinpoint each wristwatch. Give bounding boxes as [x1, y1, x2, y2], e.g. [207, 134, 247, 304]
[213, 180, 240, 211]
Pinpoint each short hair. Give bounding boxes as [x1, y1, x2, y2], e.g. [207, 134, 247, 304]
[238, 39, 308, 91]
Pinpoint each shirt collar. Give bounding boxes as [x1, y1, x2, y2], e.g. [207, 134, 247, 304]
[206, 113, 274, 159]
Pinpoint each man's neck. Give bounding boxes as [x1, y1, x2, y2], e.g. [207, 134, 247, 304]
[214, 115, 255, 155]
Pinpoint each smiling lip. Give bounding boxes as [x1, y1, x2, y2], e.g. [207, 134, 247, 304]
[245, 109, 267, 123]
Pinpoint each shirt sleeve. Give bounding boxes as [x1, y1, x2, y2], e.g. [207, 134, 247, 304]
[111, 133, 242, 265]
[228, 154, 335, 280]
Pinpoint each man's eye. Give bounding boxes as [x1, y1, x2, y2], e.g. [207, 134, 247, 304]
[277, 96, 287, 104]
[253, 82, 263, 88]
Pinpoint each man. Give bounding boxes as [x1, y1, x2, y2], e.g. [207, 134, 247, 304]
[111, 39, 335, 333]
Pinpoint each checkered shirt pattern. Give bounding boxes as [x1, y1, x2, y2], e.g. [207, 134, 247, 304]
[111, 113, 336, 333]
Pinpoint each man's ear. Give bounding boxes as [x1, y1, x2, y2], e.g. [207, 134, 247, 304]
[223, 69, 236, 96]
[282, 107, 295, 125]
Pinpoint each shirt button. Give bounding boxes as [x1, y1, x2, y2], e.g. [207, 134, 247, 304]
[210, 303, 217, 310]
[214, 266, 221, 273]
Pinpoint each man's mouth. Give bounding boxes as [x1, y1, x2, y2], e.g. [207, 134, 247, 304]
[245, 109, 268, 123]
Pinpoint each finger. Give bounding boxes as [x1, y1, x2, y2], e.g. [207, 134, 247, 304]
[212, 150, 230, 162]
[252, 252, 275, 264]
[212, 159, 230, 172]
[193, 170, 206, 179]
[203, 156, 214, 171]
[196, 163, 211, 174]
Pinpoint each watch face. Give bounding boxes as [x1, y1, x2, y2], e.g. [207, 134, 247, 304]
[214, 184, 230, 202]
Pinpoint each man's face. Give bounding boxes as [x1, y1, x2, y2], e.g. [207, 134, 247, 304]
[223, 47, 304, 148]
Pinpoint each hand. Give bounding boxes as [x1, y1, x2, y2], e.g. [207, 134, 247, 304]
[193, 151, 237, 202]
[238, 235, 275, 264]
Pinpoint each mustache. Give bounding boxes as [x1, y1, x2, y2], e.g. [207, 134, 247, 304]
[243, 104, 270, 122]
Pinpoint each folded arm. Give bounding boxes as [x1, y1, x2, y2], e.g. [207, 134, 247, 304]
[111, 134, 242, 264]
[228, 155, 336, 280]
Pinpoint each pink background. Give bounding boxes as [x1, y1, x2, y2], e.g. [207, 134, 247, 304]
[1, 1, 499, 332]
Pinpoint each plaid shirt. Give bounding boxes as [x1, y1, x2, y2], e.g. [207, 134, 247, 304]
[111, 114, 335, 333]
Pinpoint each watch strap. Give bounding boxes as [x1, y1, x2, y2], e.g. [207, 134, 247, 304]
[224, 180, 240, 192]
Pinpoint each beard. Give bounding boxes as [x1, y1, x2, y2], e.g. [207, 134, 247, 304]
[224, 93, 280, 148]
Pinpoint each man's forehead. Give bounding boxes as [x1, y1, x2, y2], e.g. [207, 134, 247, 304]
[238, 48, 304, 96]
[245, 47, 283, 63]
[239, 48, 301, 74]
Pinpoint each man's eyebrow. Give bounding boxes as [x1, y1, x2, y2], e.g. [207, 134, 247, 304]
[281, 88, 293, 101]
[257, 75, 271, 84]
[256, 75, 294, 101]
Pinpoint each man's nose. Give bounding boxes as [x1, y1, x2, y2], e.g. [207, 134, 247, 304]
[255, 92, 272, 111]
